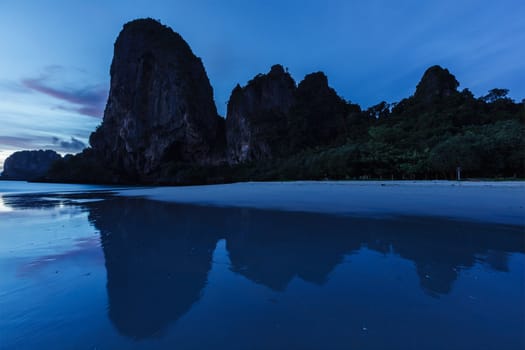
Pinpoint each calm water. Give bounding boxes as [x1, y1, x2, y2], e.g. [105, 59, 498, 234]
[0, 182, 524, 349]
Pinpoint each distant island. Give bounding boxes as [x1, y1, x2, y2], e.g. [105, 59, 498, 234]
[3, 18, 523, 184]
[1, 150, 61, 181]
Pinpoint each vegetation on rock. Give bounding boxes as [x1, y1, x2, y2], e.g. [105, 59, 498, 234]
[44, 19, 525, 184]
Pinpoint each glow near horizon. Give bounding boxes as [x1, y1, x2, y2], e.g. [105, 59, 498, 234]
[0, 196, 12, 212]
[0, 0, 524, 171]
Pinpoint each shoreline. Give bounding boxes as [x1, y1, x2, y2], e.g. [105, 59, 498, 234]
[117, 180, 525, 226]
[2, 180, 524, 226]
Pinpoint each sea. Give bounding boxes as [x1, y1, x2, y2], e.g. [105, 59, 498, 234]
[0, 180, 524, 349]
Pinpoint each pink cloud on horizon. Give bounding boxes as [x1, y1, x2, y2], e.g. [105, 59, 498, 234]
[21, 75, 107, 118]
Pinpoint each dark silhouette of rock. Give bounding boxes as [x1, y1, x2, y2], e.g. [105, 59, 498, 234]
[288, 72, 350, 150]
[89, 18, 224, 181]
[38, 17, 522, 183]
[226, 65, 296, 163]
[414, 65, 459, 103]
[225, 67, 354, 163]
[1, 150, 61, 180]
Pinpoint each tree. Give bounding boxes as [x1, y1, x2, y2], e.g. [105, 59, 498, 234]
[481, 88, 510, 103]
[366, 101, 392, 119]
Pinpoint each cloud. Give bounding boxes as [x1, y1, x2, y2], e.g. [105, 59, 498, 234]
[0, 135, 34, 148]
[21, 69, 107, 118]
[52, 136, 86, 151]
[54, 104, 106, 119]
[0, 133, 88, 155]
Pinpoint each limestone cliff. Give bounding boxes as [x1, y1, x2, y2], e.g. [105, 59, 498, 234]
[288, 72, 350, 150]
[225, 67, 352, 163]
[89, 18, 224, 180]
[2, 150, 61, 180]
[226, 65, 296, 163]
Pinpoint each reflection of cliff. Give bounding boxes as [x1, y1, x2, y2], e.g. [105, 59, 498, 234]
[88, 199, 222, 339]
[5, 193, 523, 339]
[225, 210, 364, 290]
[225, 213, 524, 296]
[87, 199, 372, 338]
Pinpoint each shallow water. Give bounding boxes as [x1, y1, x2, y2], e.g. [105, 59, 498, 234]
[0, 182, 524, 349]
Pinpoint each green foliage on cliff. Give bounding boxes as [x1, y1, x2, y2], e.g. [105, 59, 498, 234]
[218, 88, 525, 182]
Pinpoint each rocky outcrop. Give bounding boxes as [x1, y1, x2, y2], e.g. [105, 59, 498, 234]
[288, 72, 350, 150]
[226, 65, 296, 163]
[89, 18, 224, 181]
[414, 65, 459, 103]
[2, 150, 61, 180]
[225, 67, 352, 163]
[88, 18, 357, 172]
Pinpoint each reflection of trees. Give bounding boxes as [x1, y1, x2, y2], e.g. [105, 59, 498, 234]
[381, 219, 522, 296]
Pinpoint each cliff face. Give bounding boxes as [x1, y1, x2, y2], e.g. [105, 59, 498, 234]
[2, 150, 61, 180]
[225, 67, 352, 163]
[288, 72, 349, 150]
[89, 18, 224, 180]
[81, 19, 356, 177]
[226, 65, 296, 163]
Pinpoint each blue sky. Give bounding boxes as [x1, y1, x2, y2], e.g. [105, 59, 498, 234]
[0, 0, 524, 170]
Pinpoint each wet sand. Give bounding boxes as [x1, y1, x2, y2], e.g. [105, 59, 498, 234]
[119, 181, 525, 226]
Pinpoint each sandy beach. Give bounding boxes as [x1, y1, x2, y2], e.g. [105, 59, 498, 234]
[117, 181, 525, 226]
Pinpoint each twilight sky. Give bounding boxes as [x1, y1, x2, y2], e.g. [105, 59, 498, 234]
[0, 0, 524, 170]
